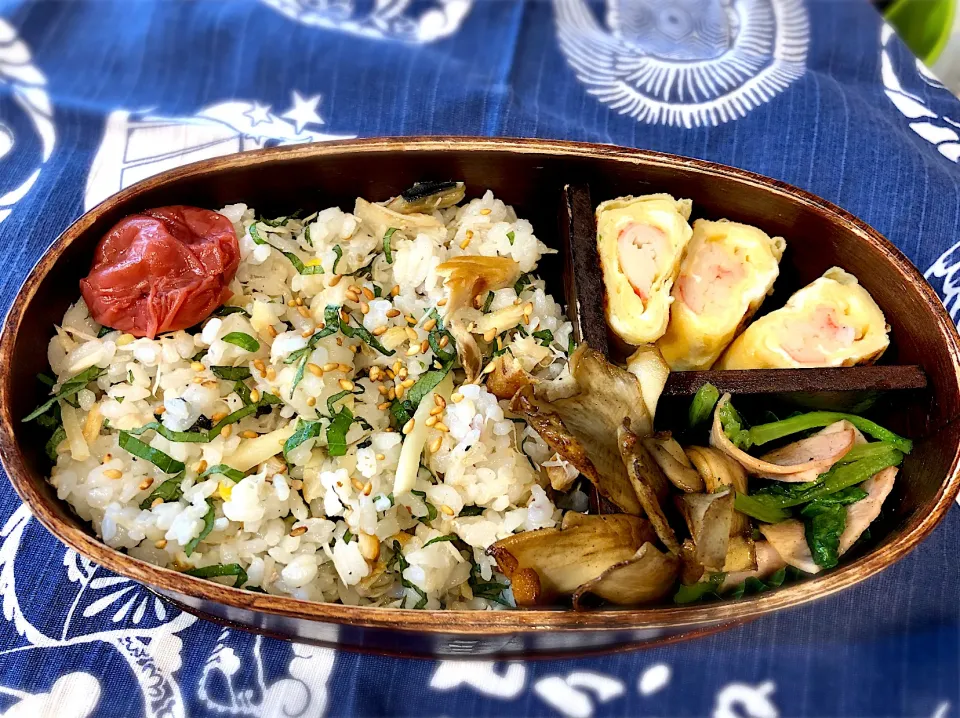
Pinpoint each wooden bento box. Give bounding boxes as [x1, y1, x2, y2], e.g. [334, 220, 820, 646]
[1, 137, 958, 658]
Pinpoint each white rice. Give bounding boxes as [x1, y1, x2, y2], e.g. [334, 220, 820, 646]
[42, 190, 577, 609]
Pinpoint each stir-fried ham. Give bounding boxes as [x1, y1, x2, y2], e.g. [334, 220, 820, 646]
[617, 222, 670, 303]
[781, 305, 858, 364]
[838, 466, 897, 554]
[676, 241, 747, 315]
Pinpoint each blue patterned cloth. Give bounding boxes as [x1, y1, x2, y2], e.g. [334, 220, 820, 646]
[0, 1, 958, 716]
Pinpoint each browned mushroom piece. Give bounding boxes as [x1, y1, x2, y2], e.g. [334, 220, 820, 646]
[618, 423, 679, 553]
[677, 488, 734, 573]
[486, 353, 536, 401]
[486, 514, 656, 605]
[644, 435, 705, 493]
[572, 542, 680, 610]
[685, 445, 750, 536]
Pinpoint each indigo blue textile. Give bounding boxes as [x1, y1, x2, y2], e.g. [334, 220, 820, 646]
[0, 1, 957, 716]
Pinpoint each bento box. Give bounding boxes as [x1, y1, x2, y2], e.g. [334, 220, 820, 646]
[1, 137, 958, 658]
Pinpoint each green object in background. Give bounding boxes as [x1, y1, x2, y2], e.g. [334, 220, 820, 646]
[885, 0, 957, 64]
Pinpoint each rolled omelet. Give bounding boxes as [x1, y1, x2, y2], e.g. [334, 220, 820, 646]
[716, 267, 890, 369]
[657, 219, 785, 370]
[596, 194, 693, 345]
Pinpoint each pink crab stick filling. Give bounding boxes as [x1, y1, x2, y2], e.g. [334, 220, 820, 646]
[616, 222, 671, 303]
[675, 241, 746, 315]
[780, 305, 857, 364]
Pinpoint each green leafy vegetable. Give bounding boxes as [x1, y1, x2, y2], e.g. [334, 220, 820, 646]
[514, 273, 532, 295]
[423, 534, 458, 548]
[688, 382, 720, 428]
[184, 501, 215, 556]
[506, 230, 515, 246]
[208, 403, 260, 439]
[45, 426, 66, 461]
[327, 407, 353, 457]
[340, 317, 395, 356]
[36, 373, 55, 387]
[411, 489, 438, 521]
[211, 366, 252, 381]
[125, 421, 208, 443]
[383, 227, 397, 263]
[23, 366, 104, 422]
[459, 505, 485, 516]
[199, 464, 245, 482]
[674, 572, 726, 604]
[747, 411, 912, 454]
[718, 399, 751, 449]
[184, 563, 247, 588]
[138, 472, 185, 509]
[800, 486, 868, 568]
[481, 292, 494, 313]
[532, 329, 554, 347]
[283, 419, 323, 460]
[119, 432, 185, 474]
[97, 325, 113, 338]
[734, 492, 792, 524]
[332, 245, 344, 273]
[727, 567, 788, 599]
[250, 222, 323, 275]
[304, 223, 313, 247]
[388, 540, 429, 609]
[222, 332, 260, 353]
[213, 306, 250, 318]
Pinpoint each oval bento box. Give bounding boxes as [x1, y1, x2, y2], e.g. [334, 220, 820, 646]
[1, 137, 959, 659]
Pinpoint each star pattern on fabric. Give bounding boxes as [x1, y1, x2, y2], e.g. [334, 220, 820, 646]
[281, 91, 325, 134]
[243, 102, 273, 126]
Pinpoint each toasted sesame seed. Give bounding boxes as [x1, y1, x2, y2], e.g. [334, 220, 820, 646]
[191, 361, 205, 371]
[362, 287, 375, 300]
[387, 388, 396, 400]
[221, 424, 233, 438]
[249, 390, 260, 403]
[377, 401, 392, 410]
[451, 391, 464, 403]
[349, 344, 359, 354]
[420, 339, 430, 353]
[359, 301, 370, 314]
[466, 229, 474, 239]
[195, 460, 208, 473]
[151, 498, 164, 508]
[329, 274, 343, 286]
[266, 367, 277, 381]
[440, 504, 455, 516]
[287, 299, 296, 307]
[386, 308, 401, 318]
[369, 366, 380, 380]
[405, 315, 417, 325]
[348, 284, 361, 293]
[398, 367, 408, 379]
[437, 298, 448, 307]
[116, 333, 135, 346]
[212, 412, 228, 422]
[297, 305, 310, 318]
[337, 363, 351, 373]
[425, 416, 438, 427]
[290, 526, 308, 537]
[340, 309, 350, 323]
[102, 454, 113, 463]
[402, 418, 415, 435]
[482, 328, 497, 342]
[395, 384, 406, 399]
[307, 363, 323, 377]
[202, 380, 219, 389]
[336, 337, 344, 346]
[429, 436, 443, 453]
[405, 345, 420, 357]
[429, 405, 443, 416]
[291, 479, 303, 491]
[345, 290, 360, 303]
[434, 394, 446, 408]
[339, 379, 355, 391]
[104, 469, 123, 480]
[358, 532, 380, 561]
[392, 360, 402, 374]
[433, 361, 442, 369]
[459, 237, 471, 250]
[351, 477, 364, 491]
[391, 285, 400, 296]
[423, 318, 437, 332]
[435, 422, 450, 433]
[404, 327, 418, 342]
[154, 539, 168, 549]
[376, 453, 386, 461]
[523, 301, 534, 316]
[438, 335, 449, 349]
[480, 208, 492, 215]
[154, 406, 166, 415]
[372, 325, 387, 336]
[322, 362, 338, 372]
[386, 369, 396, 380]
[267, 325, 278, 338]
[254, 359, 266, 372]
[138, 478, 153, 490]
[192, 376, 205, 384]
[363, 481, 372, 496]
[402, 378, 416, 388]
[377, 384, 388, 396]
[301, 329, 314, 338]
[306, 397, 316, 407]
[295, 297, 304, 306]
[241, 430, 258, 439]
